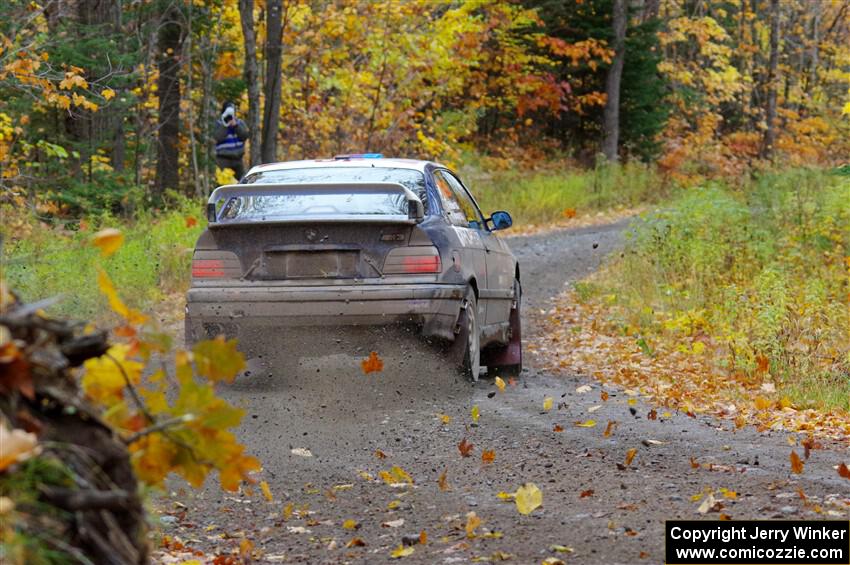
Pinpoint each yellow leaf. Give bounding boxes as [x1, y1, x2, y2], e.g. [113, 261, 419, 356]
[101, 88, 116, 100]
[283, 502, 293, 520]
[627, 398, 637, 406]
[390, 545, 414, 558]
[495, 376, 506, 392]
[260, 480, 273, 502]
[514, 482, 542, 515]
[343, 519, 358, 530]
[82, 344, 143, 404]
[387, 499, 401, 509]
[543, 397, 553, 411]
[754, 396, 772, 410]
[92, 228, 123, 257]
[471, 405, 480, 423]
[624, 448, 638, 467]
[496, 491, 514, 500]
[438, 470, 449, 491]
[96, 269, 148, 325]
[576, 419, 596, 428]
[437, 413, 451, 424]
[192, 336, 246, 383]
[464, 511, 481, 538]
[380, 465, 413, 485]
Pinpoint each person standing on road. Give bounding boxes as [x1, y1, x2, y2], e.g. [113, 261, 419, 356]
[213, 101, 249, 181]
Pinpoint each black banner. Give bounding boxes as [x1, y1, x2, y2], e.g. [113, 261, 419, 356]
[666, 520, 849, 564]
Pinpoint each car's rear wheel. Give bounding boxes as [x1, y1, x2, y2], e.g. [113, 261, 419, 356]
[482, 279, 522, 378]
[455, 288, 481, 382]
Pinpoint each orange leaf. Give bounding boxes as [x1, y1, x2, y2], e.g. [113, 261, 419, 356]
[603, 420, 617, 437]
[562, 207, 577, 219]
[458, 438, 473, 457]
[580, 489, 594, 498]
[600, 391, 609, 401]
[419, 530, 427, 545]
[624, 448, 637, 467]
[438, 469, 449, 491]
[690, 457, 699, 469]
[375, 449, 387, 459]
[790, 450, 804, 474]
[647, 409, 657, 420]
[553, 424, 564, 432]
[361, 351, 384, 374]
[481, 449, 495, 464]
[837, 463, 850, 480]
[185, 216, 198, 228]
[755, 355, 769, 374]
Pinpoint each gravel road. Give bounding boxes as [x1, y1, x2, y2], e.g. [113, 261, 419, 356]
[161, 220, 849, 564]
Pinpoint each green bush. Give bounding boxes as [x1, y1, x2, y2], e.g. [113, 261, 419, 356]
[5, 194, 205, 321]
[605, 168, 850, 410]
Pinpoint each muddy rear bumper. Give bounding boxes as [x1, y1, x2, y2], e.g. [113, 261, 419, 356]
[185, 283, 466, 344]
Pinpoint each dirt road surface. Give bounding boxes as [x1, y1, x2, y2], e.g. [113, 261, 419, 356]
[160, 220, 849, 564]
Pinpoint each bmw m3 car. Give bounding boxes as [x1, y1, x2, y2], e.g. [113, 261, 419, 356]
[184, 155, 521, 380]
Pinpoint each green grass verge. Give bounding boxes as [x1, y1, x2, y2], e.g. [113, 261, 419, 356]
[591, 168, 850, 411]
[4, 194, 206, 321]
[461, 159, 664, 225]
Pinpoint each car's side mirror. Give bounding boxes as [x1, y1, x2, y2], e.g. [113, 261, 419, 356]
[488, 210, 513, 231]
[207, 202, 217, 223]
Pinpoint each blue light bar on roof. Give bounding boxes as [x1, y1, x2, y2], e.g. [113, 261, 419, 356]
[333, 153, 384, 160]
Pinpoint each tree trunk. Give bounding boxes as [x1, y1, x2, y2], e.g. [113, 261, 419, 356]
[154, 6, 184, 199]
[602, 0, 627, 161]
[761, 0, 779, 159]
[239, 0, 262, 169]
[261, 0, 283, 164]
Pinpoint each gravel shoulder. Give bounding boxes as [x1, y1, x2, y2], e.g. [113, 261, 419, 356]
[158, 220, 849, 564]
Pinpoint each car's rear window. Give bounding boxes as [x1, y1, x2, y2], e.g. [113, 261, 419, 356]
[241, 167, 428, 212]
[219, 190, 409, 221]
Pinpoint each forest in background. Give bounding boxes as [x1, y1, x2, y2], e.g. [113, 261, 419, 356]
[0, 0, 848, 218]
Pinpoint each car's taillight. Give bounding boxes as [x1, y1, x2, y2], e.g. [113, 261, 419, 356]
[191, 251, 241, 280]
[384, 246, 442, 274]
[192, 259, 225, 278]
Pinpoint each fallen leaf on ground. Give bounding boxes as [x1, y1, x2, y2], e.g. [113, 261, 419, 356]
[282, 502, 293, 520]
[419, 530, 427, 545]
[576, 419, 596, 428]
[587, 405, 602, 413]
[380, 465, 413, 485]
[481, 449, 495, 464]
[603, 420, 617, 437]
[382, 518, 405, 528]
[496, 491, 514, 500]
[437, 413, 451, 424]
[576, 384, 592, 393]
[601, 391, 609, 401]
[514, 483, 543, 515]
[550, 545, 574, 553]
[361, 351, 384, 374]
[790, 450, 804, 474]
[465, 511, 481, 538]
[458, 438, 474, 457]
[543, 397, 554, 411]
[624, 448, 637, 467]
[346, 537, 366, 547]
[291, 447, 313, 457]
[648, 409, 657, 420]
[375, 449, 387, 459]
[495, 376, 506, 392]
[390, 545, 414, 558]
[260, 481, 273, 502]
[343, 519, 359, 530]
[438, 469, 449, 491]
[553, 424, 564, 432]
[580, 489, 594, 498]
[471, 405, 480, 423]
[838, 463, 850, 480]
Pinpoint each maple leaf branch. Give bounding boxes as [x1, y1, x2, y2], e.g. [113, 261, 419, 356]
[104, 351, 154, 424]
[124, 414, 194, 445]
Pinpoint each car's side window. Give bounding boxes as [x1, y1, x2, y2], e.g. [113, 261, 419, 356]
[434, 167, 484, 230]
[441, 171, 485, 230]
[433, 170, 469, 227]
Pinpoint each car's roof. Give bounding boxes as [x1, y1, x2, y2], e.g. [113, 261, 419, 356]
[246, 157, 445, 176]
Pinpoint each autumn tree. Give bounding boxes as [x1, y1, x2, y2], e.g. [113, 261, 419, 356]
[602, 0, 627, 161]
[154, 4, 185, 198]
